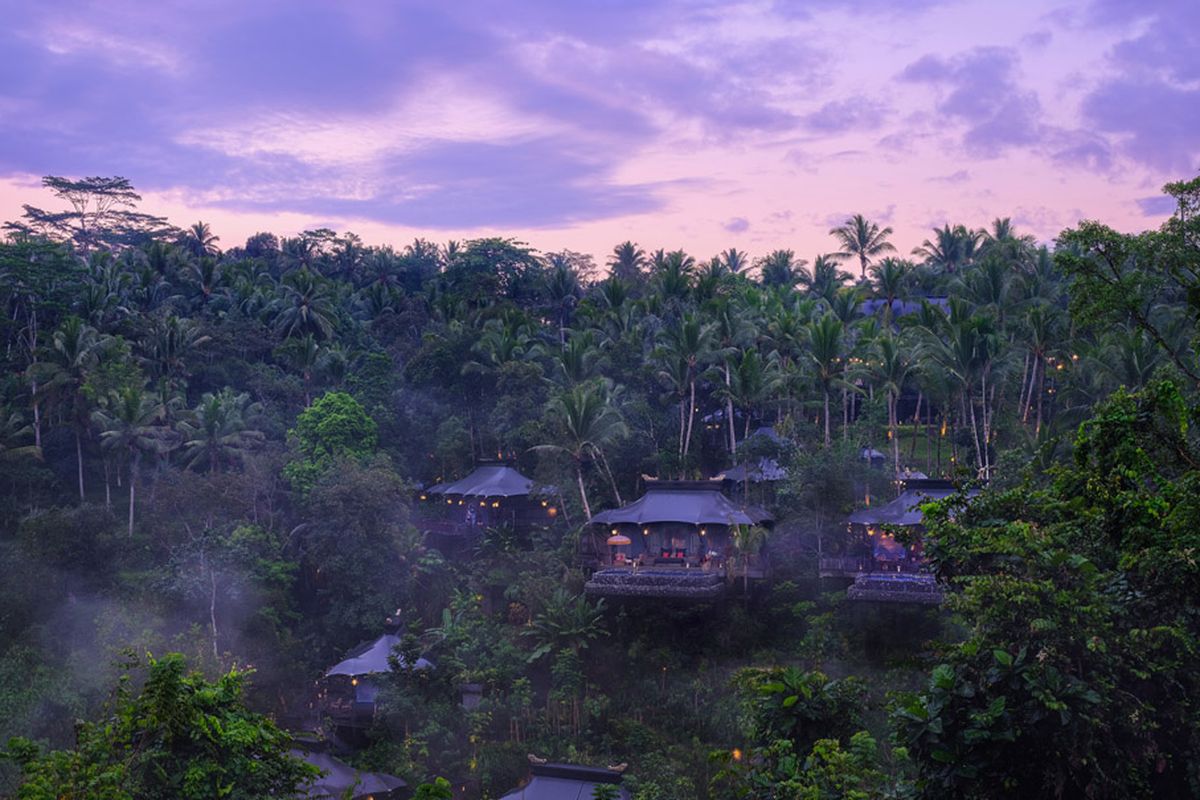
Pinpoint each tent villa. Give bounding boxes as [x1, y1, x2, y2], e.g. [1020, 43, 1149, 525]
[416, 461, 559, 547]
[320, 628, 434, 730]
[584, 480, 771, 601]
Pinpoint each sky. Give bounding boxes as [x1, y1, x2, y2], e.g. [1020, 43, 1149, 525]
[0, 0, 1197, 264]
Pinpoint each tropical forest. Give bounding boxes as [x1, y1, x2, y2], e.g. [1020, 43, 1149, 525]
[0, 173, 1198, 799]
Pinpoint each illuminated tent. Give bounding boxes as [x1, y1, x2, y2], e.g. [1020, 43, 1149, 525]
[590, 481, 771, 527]
[499, 762, 630, 800]
[295, 750, 407, 799]
[426, 463, 535, 498]
[326, 633, 434, 677]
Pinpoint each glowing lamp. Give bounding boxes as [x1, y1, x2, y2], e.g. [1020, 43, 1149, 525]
[547, 507, 557, 517]
[732, 748, 742, 762]
[351, 678, 358, 686]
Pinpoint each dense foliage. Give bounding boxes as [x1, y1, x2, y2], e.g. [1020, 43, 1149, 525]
[0, 173, 1197, 798]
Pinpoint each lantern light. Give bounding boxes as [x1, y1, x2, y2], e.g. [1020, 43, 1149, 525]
[351, 678, 358, 686]
[642, 528, 650, 536]
[547, 507, 557, 517]
[419, 494, 427, 501]
[732, 748, 743, 762]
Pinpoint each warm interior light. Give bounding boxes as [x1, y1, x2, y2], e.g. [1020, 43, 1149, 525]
[547, 507, 557, 517]
[351, 678, 358, 686]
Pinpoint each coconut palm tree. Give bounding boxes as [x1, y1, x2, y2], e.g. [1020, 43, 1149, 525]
[536, 381, 628, 520]
[93, 386, 175, 536]
[0, 406, 40, 463]
[179, 221, 220, 258]
[869, 334, 911, 476]
[607, 241, 646, 283]
[757, 250, 807, 290]
[869, 258, 912, 327]
[273, 268, 337, 340]
[655, 313, 716, 464]
[178, 389, 265, 473]
[806, 313, 846, 446]
[29, 316, 109, 502]
[140, 316, 211, 406]
[720, 248, 751, 275]
[912, 224, 982, 274]
[830, 214, 897, 279]
[799, 255, 852, 305]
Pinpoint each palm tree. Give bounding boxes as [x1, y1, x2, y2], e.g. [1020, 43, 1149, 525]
[718, 348, 777, 443]
[655, 313, 716, 464]
[93, 387, 175, 536]
[535, 382, 628, 520]
[869, 258, 911, 327]
[799, 255, 852, 304]
[652, 250, 695, 303]
[0, 406, 40, 463]
[757, 250, 807, 289]
[912, 224, 982, 274]
[731, 524, 769, 594]
[178, 389, 265, 473]
[830, 214, 896, 279]
[29, 316, 108, 502]
[607, 241, 646, 283]
[720, 248, 751, 275]
[273, 268, 336, 340]
[179, 221, 220, 258]
[806, 313, 845, 446]
[869, 334, 911, 476]
[142, 315, 211, 390]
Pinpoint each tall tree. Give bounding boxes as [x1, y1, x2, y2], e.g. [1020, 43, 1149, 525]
[830, 213, 897, 279]
[7, 175, 173, 253]
[536, 381, 628, 520]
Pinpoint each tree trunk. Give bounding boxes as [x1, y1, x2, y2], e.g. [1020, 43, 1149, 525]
[724, 362, 737, 457]
[823, 389, 831, 447]
[683, 377, 697, 461]
[210, 559, 220, 663]
[910, 392, 923, 459]
[576, 464, 592, 521]
[890, 393, 900, 477]
[595, 447, 622, 506]
[103, 459, 112, 510]
[1035, 361, 1045, 437]
[127, 451, 139, 537]
[76, 429, 85, 503]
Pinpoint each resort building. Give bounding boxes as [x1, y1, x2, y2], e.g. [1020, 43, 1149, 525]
[499, 759, 630, 800]
[583, 480, 771, 601]
[416, 461, 560, 549]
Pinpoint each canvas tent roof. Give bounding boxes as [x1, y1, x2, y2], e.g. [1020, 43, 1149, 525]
[295, 750, 407, 799]
[426, 463, 535, 498]
[326, 633, 434, 677]
[718, 457, 787, 483]
[591, 482, 772, 526]
[499, 763, 630, 800]
[847, 480, 972, 527]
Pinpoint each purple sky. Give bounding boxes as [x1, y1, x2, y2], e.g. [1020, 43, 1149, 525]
[1, 0, 1197, 261]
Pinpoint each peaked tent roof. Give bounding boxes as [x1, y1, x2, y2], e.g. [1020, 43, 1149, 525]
[499, 763, 630, 800]
[326, 633, 434, 677]
[847, 480, 971, 526]
[718, 457, 787, 483]
[294, 750, 407, 799]
[591, 482, 772, 526]
[427, 464, 535, 498]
